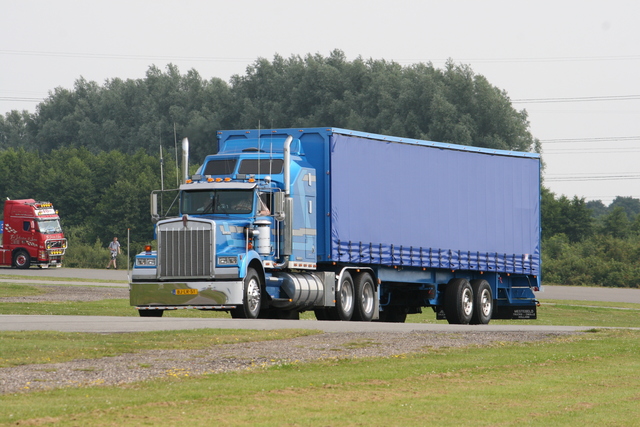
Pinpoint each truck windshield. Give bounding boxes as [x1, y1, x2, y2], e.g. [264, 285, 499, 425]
[37, 219, 63, 234]
[182, 189, 254, 215]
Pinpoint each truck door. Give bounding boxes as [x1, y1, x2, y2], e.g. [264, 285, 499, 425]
[305, 196, 316, 260]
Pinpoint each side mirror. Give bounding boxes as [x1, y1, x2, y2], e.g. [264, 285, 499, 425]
[273, 191, 285, 221]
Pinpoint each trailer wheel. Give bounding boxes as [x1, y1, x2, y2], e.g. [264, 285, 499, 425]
[139, 309, 164, 317]
[335, 271, 355, 321]
[443, 278, 473, 324]
[231, 268, 262, 319]
[470, 279, 493, 324]
[13, 250, 31, 269]
[352, 272, 375, 321]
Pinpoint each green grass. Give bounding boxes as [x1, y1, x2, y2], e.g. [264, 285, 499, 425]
[1, 329, 639, 426]
[0, 274, 126, 284]
[0, 283, 49, 298]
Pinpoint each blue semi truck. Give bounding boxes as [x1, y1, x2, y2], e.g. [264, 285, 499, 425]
[130, 127, 541, 324]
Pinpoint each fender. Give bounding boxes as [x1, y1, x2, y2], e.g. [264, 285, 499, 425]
[336, 266, 376, 292]
[238, 250, 264, 278]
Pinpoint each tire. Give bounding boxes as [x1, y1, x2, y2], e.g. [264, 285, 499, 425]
[231, 268, 262, 319]
[352, 272, 375, 321]
[139, 309, 164, 317]
[470, 279, 493, 325]
[335, 271, 355, 321]
[443, 278, 474, 324]
[13, 250, 31, 269]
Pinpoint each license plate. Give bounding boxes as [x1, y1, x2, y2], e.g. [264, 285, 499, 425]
[173, 289, 198, 296]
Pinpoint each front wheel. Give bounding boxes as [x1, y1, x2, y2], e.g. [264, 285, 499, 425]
[13, 250, 31, 269]
[231, 268, 262, 319]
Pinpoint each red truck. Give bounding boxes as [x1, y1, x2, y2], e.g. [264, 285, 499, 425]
[0, 199, 67, 269]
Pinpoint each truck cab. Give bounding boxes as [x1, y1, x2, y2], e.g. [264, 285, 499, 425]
[131, 135, 323, 317]
[0, 199, 67, 268]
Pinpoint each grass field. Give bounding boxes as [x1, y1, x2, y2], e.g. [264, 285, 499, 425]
[1, 281, 640, 426]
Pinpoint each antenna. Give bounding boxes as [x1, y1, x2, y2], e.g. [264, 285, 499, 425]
[160, 145, 164, 215]
[257, 120, 261, 176]
[269, 121, 274, 176]
[174, 123, 179, 188]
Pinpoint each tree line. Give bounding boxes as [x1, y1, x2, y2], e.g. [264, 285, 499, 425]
[543, 190, 640, 288]
[0, 50, 539, 159]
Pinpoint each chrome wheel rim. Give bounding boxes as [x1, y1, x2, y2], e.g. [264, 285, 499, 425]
[480, 288, 492, 317]
[246, 277, 261, 314]
[340, 280, 354, 312]
[462, 287, 473, 317]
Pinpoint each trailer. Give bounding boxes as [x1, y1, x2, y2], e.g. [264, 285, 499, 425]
[130, 128, 541, 323]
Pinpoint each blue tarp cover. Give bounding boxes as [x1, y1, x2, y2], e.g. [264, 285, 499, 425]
[329, 134, 540, 275]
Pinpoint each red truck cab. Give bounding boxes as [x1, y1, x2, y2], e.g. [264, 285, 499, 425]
[0, 199, 67, 269]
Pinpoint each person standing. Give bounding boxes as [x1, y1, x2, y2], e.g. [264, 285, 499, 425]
[107, 237, 121, 269]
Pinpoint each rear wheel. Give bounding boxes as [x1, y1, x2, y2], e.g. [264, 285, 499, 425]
[335, 271, 355, 321]
[352, 272, 375, 321]
[470, 279, 493, 324]
[443, 278, 474, 324]
[231, 268, 262, 319]
[13, 250, 31, 269]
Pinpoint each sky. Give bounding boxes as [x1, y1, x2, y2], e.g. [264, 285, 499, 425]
[2, 0, 639, 205]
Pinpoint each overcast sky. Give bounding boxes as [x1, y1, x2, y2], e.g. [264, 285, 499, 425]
[2, 0, 639, 204]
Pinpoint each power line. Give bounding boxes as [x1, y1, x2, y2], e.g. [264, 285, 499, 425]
[545, 173, 640, 182]
[3, 49, 640, 65]
[0, 96, 44, 103]
[541, 136, 640, 143]
[0, 49, 253, 63]
[544, 149, 640, 154]
[512, 95, 640, 104]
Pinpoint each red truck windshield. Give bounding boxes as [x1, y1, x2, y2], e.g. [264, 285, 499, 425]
[37, 219, 63, 234]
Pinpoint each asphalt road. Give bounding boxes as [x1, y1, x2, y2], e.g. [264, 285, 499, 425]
[1, 267, 639, 333]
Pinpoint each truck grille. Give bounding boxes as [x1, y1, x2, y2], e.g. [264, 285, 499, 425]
[158, 221, 214, 278]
